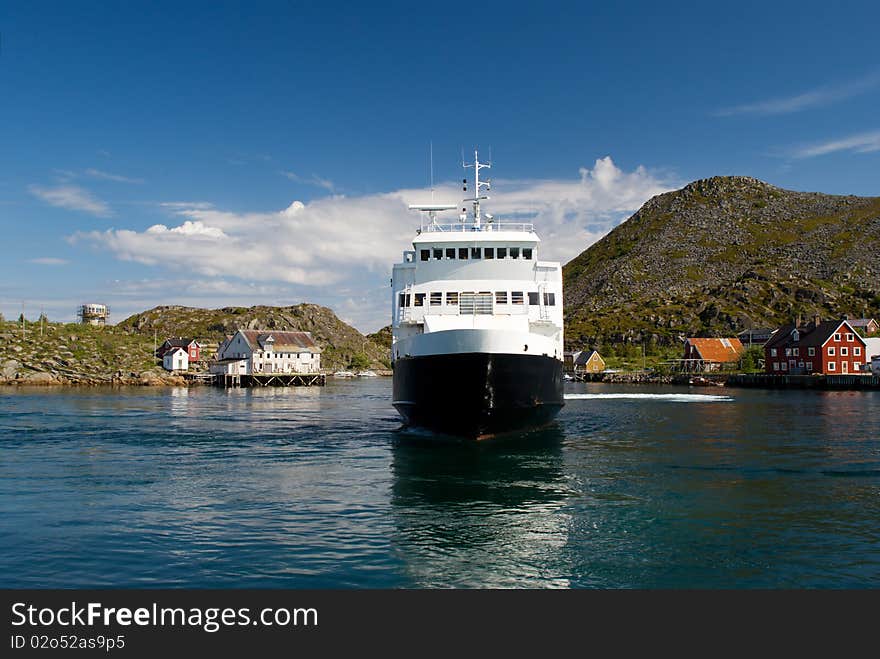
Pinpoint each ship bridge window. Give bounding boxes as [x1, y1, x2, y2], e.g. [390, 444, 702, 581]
[543, 293, 556, 306]
[414, 293, 425, 307]
[522, 248, 533, 260]
[420, 249, 429, 262]
[458, 247, 468, 259]
[430, 292, 442, 306]
[471, 247, 482, 259]
[446, 292, 458, 305]
[433, 248, 443, 260]
[512, 291, 524, 304]
[495, 291, 508, 304]
[528, 292, 539, 305]
[497, 247, 507, 259]
[446, 248, 455, 259]
[485, 247, 495, 259]
[510, 247, 520, 259]
[399, 293, 411, 307]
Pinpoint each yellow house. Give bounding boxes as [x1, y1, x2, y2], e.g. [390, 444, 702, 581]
[574, 350, 606, 373]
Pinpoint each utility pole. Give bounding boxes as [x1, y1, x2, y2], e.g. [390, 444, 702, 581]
[21, 301, 25, 340]
[40, 305, 44, 337]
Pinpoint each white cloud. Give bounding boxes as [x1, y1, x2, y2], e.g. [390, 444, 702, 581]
[716, 72, 880, 116]
[85, 168, 144, 184]
[28, 257, 68, 265]
[281, 171, 335, 191]
[28, 184, 112, 217]
[75, 156, 675, 331]
[790, 130, 880, 158]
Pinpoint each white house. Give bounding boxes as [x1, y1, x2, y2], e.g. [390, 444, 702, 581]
[163, 346, 189, 372]
[210, 330, 322, 376]
[864, 338, 880, 374]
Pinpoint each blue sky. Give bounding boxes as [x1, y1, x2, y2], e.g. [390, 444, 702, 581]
[2, 0, 879, 332]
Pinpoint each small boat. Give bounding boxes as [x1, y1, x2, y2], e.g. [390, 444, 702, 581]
[357, 370, 378, 377]
[333, 370, 355, 378]
[689, 376, 724, 387]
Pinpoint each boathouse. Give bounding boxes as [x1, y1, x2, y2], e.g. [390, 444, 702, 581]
[210, 329, 321, 376]
[573, 350, 606, 373]
[681, 337, 745, 372]
[162, 346, 189, 372]
[764, 318, 868, 375]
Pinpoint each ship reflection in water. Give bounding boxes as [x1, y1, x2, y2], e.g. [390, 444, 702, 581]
[390, 426, 575, 588]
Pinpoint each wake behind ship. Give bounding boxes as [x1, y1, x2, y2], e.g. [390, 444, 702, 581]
[391, 151, 564, 439]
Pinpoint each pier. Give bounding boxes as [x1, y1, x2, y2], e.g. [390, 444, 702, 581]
[726, 374, 880, 390]
[217, 373, 326, 388]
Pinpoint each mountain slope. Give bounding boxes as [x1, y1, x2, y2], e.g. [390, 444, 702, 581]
[117, 304, 390, 370]
[563, 176, 880, 347]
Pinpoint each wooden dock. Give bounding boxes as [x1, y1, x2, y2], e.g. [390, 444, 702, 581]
[726, 374, 880, 390]
[217, 373, 326, 388]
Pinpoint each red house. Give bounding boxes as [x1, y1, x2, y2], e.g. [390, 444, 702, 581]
[156, 338, 201, 362]
[764, 318, 868, 375]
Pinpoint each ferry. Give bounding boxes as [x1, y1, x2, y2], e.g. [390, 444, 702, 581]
[390, 150, 565, 438]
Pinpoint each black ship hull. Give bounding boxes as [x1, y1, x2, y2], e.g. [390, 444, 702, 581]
[392, 352, 564, 439]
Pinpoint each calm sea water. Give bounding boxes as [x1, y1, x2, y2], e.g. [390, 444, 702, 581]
[1, 380, 878, 588]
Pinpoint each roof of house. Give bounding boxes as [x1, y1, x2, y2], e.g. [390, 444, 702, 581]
[848, 318, 877, 328]
[574, 350, 603, 365]
[163, 346, 188, 356]
[685, 337, 745, 362]
[161, 338, 198, 348]
[765, 319, 866, 350]
[237, 329, 321, 353]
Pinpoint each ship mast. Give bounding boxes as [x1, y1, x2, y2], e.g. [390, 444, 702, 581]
[462, 149, 491, 229]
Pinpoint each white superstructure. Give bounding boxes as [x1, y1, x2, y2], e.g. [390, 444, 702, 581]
[391, 151, 564, 364]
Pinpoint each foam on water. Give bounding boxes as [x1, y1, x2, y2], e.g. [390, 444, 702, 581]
[564, 393, 733, 402]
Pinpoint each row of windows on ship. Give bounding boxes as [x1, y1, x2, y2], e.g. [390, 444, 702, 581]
[419, 246, 534, 262]
[399, 291, 557, 307]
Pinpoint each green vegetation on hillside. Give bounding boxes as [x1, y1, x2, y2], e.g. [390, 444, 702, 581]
[563, 176, 880, 350]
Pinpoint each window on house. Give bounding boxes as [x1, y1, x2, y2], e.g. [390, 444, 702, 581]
[846, 333, 854, 342]
[806, 361, 813, 371]
[446, 292, 458, 305]
[522, 248, 533, 259]
[808, 347, 815, 356]
[511, 291, 524, 305]
[497, 247, 507, 259]
[471, 247, 481, 259]
[770, 348, 777, 357]
[828, 361, 836, 371]
[458, 248, 469, 259]
[430, 292, 442, 306]
[781, 362, 787, 371]
[420, 249, 429, 261]
[484, 247, 495, 259]
[834, 333, 841, 341]
[433, 248, 443, 260]
[446, 248, 456, 259]
[510, 247, 520, 259]
[828, 347, 836, 356]
[495, 291, 508, 304]
[544, 292, 556, 306]
[854, 347, 861, 356]
[841, 347, 848, 356]
[793, 348, 799, 356]
[528, 292, 539, 305]
[773, 362, 779, 371]
[414, 293, 425, 307]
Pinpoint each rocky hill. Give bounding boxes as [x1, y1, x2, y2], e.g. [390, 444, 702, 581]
[0, 320, 183, 386]
[117, 304, 390, 370]
[563, 176, 880, 348]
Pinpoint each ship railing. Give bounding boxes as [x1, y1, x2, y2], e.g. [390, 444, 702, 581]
[418, 221, 535, 233]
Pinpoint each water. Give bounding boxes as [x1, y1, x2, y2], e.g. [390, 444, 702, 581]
[1, 380, 878, 588]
